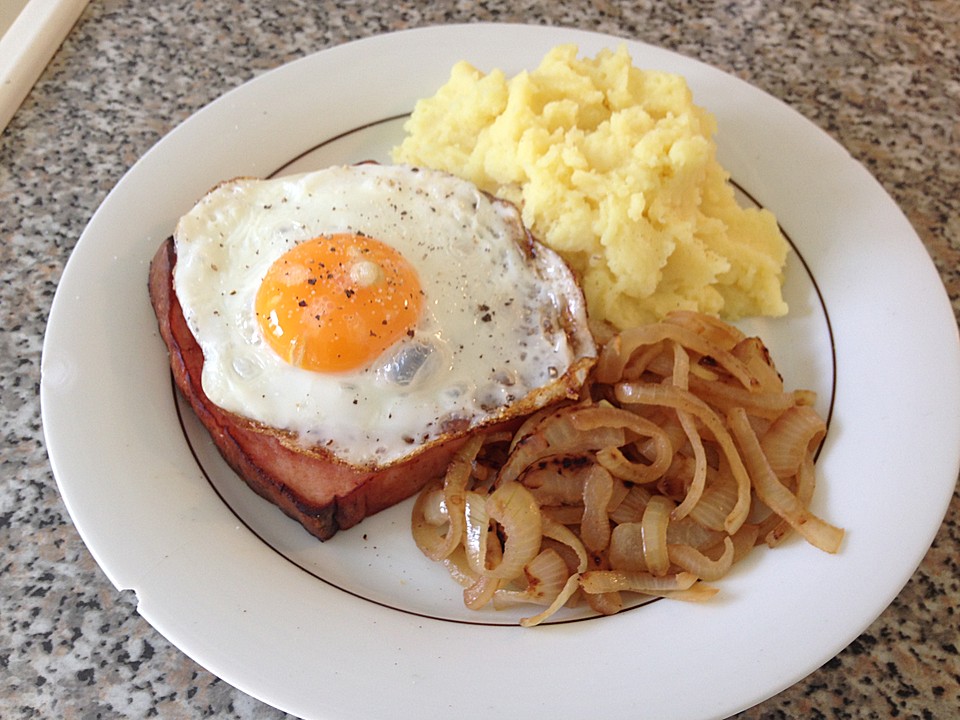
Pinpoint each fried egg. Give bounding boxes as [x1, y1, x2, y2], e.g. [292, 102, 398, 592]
[173, 163, 596, 468]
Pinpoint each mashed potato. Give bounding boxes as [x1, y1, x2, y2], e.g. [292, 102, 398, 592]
[392, 44, 789, 332]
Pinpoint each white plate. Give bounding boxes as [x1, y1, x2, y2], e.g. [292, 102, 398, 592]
[40, 23, 960, 720]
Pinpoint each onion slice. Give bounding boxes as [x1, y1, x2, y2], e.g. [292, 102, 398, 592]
[541, 515, 589, 574]
[519, 574, 582, 628]
[410, 311, 842, 626]
[411, 482, 449, 561]
[760, 404, 827, 477]
[464, 573, 500, 610]
[728, 407, 844, 553]
[580, 570, 699, 595]
[615, 382, 752, 534]
[581, 465, 614, 552]
[493, 548, 570, 609]
[596, 322, 756, 389]
[463, 490, 491, 574]
[641, 495, 674, 576]
[484, 481, 543, 579]
[609, 522, 647, 571]
[668, 537, 735, 581]
[497, 406, 626, 485]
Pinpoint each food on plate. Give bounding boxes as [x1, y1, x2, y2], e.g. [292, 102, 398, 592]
[392, 44, 790, 334]
[396, 46, 838, 626]
[148, 45, 837, 629]
[411, 311, 843, 625]
[148, 163, 597, 540]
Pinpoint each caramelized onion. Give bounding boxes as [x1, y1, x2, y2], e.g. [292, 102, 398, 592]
[687, 375, 803, 420]
[665, 310, 745, 348]
[596, 444, 668, 484]
[728, 407, 843, 553]
[641, 495, 674, 576]
[657, 583, 721, 602]
[519, 574, 582, 628]
[435, 434, 483, 559]
[497, 406, 626, 485]
[609, 485, 652, 524]
[581, 465, 614, 552]
[522, 463, 587, 505]
[731, 336, 783, 393]
[541, 515, 589, 573]
[615, 382, 752, 534]
[760, 405, 827, 477]
[672, 408, 708, 520]
[686, 464, 737, 532]
[729, 523, 760, 563]
[484, 481, 543, 579]
[540, 505, 585, 525]
[665, 515, 725, 551]
[609, 522, 647, 571]
[463, 490, 491, 574]
[597, 322, 755, 389]
[438, 552, 476, 588]
[410, 311, 842, 625]
[464, 573, 500, 610]
[411, 482, 450, 561]
[668, 537, 734, 581]
[580, 570, 699, 595]
[493, 548, 570, 609]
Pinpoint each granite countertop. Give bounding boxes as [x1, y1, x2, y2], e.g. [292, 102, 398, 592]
[2, 1, 958, 718]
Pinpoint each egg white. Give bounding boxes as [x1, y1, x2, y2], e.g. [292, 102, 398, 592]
[173, 164, 595, 468]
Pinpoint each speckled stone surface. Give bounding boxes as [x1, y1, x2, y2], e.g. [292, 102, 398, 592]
[2, 1, 958, 718]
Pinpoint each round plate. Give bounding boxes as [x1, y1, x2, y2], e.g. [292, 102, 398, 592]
[40, 23, 960, 720]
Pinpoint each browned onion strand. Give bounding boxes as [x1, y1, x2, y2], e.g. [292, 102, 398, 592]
[686, 463, 737, 531]
[667, 536, 735, 581]
[665, 310, 746, 348]
[760, 405, 827, 477]
[484, 481, 543, 579]
[665, 515, 725, 550]
[669, 341, 710, 521]
[609, 522, 647, 571]
[581, 465, 615, 552]
[609, 484, 651, 524]
[673, 408, 708, 520]
[411, 482, 449, 561]
[596, 323, 756, 389]
[579, 569, 700, 595]
[687, 374, 806, 420]
[728, 407, 844, 553]
[614, 382, 753, 534]
[729, 523, 761, 563]
[463, 490, 491, 574]
[641, 495, 674, 576]
[493, 548, 569, 609]
[411, 311, 843, 625]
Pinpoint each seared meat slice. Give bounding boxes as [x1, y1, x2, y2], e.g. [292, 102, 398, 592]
[148, 237, 472, 541]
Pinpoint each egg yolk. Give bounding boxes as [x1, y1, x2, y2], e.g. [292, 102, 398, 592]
[255, 233, 424, 373]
